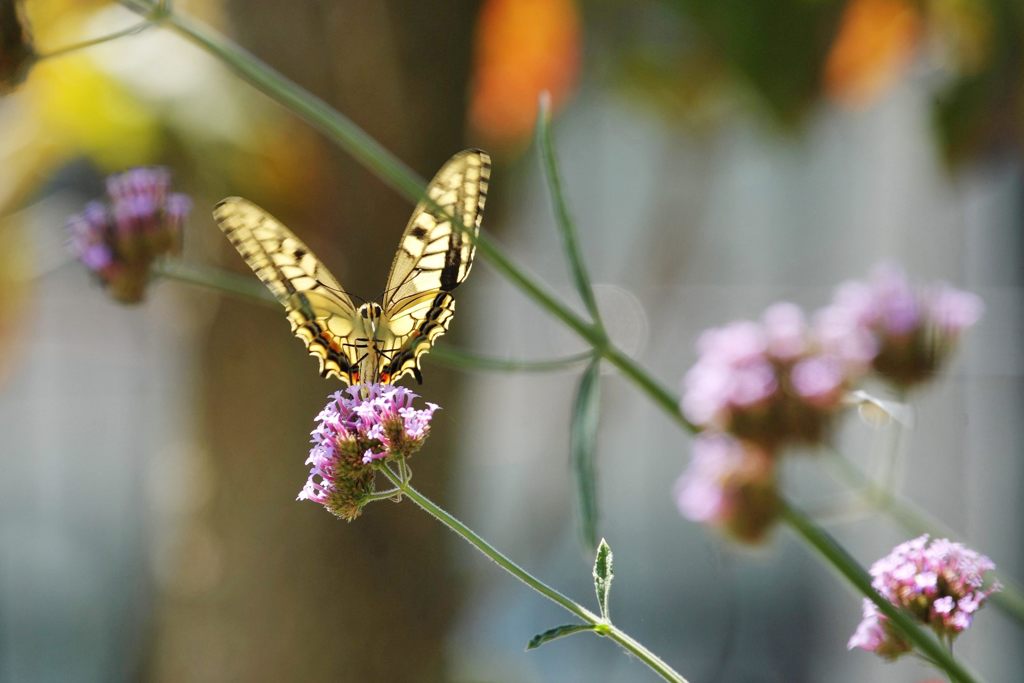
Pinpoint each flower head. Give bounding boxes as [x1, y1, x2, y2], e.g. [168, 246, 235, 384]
[674, 434, 779, 542]
[848, 534, 1000, 660]
[819, 265, 983, 388]
[682, 302, 866, 448]
[298, 384, 440, 521]
[67, 167, 191, 303]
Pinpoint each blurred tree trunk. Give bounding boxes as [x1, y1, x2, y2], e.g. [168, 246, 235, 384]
[148, 2, 481, 681]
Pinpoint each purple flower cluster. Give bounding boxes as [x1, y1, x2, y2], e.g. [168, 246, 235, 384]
[674, 434, 778, 542]
[67, 167, 191, 303]
[676, 266, 983, 542]
[818, 265, 984, 388]
[682, 302, 864, 448]
[299, 384, 440, 520]
[848, 535, 1000, 659]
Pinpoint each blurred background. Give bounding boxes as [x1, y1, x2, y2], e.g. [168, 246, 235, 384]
[1, 0, 1022, 681]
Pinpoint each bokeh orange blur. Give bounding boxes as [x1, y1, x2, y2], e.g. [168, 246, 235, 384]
[469, 0, 581, 149]
[825, 0, 921, 108]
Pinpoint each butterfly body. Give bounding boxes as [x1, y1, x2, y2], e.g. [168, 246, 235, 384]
[215, 149, 489, 386]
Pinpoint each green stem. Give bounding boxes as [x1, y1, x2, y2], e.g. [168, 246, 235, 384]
[360, 488, 402, 504]
[117, 0, 694, 432]
[430, 346, 591, 373]
[825, 449, 1024, 626]
[154, 259, 591, 374]
[35, 20, 152, 62]
[602, 343, 691, 429]
[378, 467, 688, 683]
[781, 502, 984, 683]
[154, 259, 273, 304]
[537, 93, 606, 337]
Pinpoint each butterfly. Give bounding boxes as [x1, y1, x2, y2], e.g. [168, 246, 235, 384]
[213, 148, 490, 386]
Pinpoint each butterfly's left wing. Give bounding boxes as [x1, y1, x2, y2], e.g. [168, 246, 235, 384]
[379, 149, 490, 383]
[213, 197, 364, 384]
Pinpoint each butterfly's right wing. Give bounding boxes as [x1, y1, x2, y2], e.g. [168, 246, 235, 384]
[213, 197, 363, 384]
[378, 149, 490, 383]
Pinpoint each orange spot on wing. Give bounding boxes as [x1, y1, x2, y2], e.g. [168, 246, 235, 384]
[319, 330, 342, 352]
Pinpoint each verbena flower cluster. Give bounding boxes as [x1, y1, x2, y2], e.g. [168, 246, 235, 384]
[299, 384, 439, 521]
[682, 301, 866, 448]
[674, 433, 778, 543]
[818, 264, 983, 389]
[676, 266, 982, 541]
[67, 167, 191, 303]
[848, 535, 1000, 659]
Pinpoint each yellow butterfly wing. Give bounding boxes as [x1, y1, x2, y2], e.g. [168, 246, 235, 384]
[378, 149, 490, 384]
[213, 197, 364, 384]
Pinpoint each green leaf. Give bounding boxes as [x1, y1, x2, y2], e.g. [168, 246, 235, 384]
[526, 623, 597, 650]
[593, 538, 614, 620]
[571, 356, 603, 550]
[536, 93, 606, 335]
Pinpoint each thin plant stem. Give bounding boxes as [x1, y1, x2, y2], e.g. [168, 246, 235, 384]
[35, 21, 152, 62]
[537, 93, 606, 337]
[378, 466, 688, 683]
[781, 502, 984, 683]
[876, 387, 910, 497]
[153, 259, 591, 374]
[361, 488, 402, 504]
[430, 346, 591, 373]
[154, 258, 272, 304]
[824, 448, 1024, 626]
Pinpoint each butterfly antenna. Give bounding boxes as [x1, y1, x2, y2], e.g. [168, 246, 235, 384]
[322, 282, 368, 306]
[378, 265, 432, 302]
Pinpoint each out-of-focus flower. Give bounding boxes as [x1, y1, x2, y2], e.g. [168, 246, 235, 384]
[67, 167, 191, 303]
[674, 433, 779, 543]
[1, 2, 327, 217]
[0, 0, 35, 95]
[299, 384, 440, 521]
[682, 302, 866, 448]
[817, 265, 983, 388]
[469, 0, 580, 149]
[849, 534, 1000, 659]
[824, 0, 921, 108]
